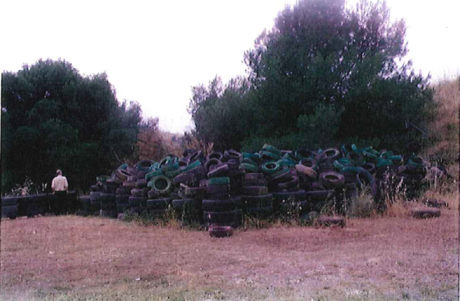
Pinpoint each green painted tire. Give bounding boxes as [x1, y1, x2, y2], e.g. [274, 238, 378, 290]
[261, 144, 281, 157]
[208, 177, 231, 186]
[261, 162, 281, 174]
[239, 163, 259, 173]
[259, 151, 280, 161]
[150, 176, 172, 194]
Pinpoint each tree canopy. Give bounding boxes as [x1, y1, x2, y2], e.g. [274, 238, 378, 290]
[1, 59, 142, 193]
[190, 0, 434, 151]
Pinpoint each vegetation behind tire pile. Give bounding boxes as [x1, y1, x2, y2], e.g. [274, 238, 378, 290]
[189, 0, 435, 153]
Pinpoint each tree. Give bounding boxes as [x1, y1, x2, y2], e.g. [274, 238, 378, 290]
[1, 59, 142, 193]
[188, 76, 254, 150]
[242, 0, 433, 149]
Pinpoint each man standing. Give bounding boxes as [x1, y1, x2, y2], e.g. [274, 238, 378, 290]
[52, 169, 68, 214]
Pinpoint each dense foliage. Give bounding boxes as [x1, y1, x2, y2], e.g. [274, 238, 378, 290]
[189, 0, 435, 152]
[1, 59, 142, 193]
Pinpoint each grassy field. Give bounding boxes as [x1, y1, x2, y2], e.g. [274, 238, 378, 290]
[0, 196, 458, 301]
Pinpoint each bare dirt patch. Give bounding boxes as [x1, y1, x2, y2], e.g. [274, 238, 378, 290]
[1, 207, 458, 300]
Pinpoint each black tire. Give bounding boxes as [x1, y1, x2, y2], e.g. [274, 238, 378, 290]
[226, 159, 240, 170]
[224, 149, 242, 161]
[209, 225, 233, 238]
[102, 184, 117, 194]
[101, 202, 117, 210]
[241, 179, 267, 187]
[188, 150, 205, 164]
[116, 186, 131, 195]
[304, 190, 335, 201]
[172, 198, 198, 211]
[202, 199, 237, 212]
[117, 203, 130, 213]
[100, 209, 118, 218]
[123, 181, 137, 188]
[246, 206, 273, 218]
[410, 207, 441, 218]
[207, 164, 230, 178]
[243, 173, 264, 181]
[299, 158, 317, 170]
[115, 168, 130, 181]
[136, 160, 154, 172]
[116, 194, 130, 204]
[228, 168, 245, 178]
[356, 170, 377, 198]
[315, 216, 346, 228]
[136, 179, 148, 189]
[148, 190, 160, 199]
[238, 194, 273, 208]
[146, 198, 170, 210]
[206, 185, 230, 195]
[203, 209, 242, 223]
[241, 186, 268, 196]
[146, 208, 168, 217]
[2, 196, 18, 207]
[277, 176, 299, 190]
[270, 168, 293, 184]
[126, 166, 138, 176]
[127, 175, 138, 182]
[100, 193, 116, 204]
[347, 152, 364, 166]
[182, 186, 207, 198]
[184, 166, 207, 177]
[323, 148, 341, 162]
[320, 171, 345, 189]
[89, 191, 100, 201]
[205, 158, 221, 173]
[131, 188, 146, 197]
[272, 190, 307, 202]
[2, 205, 18, 219]
[129, 196, 148, 207]
[362, 163, 376, 174]
[130, 207, 144, 215]
[173, 173, 199, 186]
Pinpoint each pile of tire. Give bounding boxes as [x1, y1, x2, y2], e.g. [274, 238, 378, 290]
[79, 143, 439, 228]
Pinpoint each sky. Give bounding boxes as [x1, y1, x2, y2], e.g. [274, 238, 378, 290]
[1, 0, 459, 133]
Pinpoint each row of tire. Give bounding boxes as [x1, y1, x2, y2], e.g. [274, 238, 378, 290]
[1, 192, 77, 219]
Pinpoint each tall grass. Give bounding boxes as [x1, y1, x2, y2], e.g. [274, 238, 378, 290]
[423, 76, 459, 166]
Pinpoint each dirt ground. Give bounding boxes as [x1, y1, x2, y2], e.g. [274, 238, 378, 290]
[0, 206, 458, 301]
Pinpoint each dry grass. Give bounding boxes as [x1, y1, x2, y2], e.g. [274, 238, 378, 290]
[347, 188, 377, 218]
[383, 197, 411, 218]
[1, 212, 458, 301]
[424, 77, 459, 164]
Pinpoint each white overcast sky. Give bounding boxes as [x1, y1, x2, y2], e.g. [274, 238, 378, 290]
[1, 0, 459, 133]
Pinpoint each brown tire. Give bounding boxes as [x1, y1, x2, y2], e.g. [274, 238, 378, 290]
[209, 225, 233, 238]
[315, 215, 346, 228]
[410, 207, 441, 218]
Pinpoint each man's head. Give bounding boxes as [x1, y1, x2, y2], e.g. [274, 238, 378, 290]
[56, 169, 62, 176]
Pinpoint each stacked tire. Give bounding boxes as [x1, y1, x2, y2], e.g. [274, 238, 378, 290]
[204, 156, 242, 228]
[1, 196, 18, 219]
[78, 195, 91, 215]
[238, 173, 273, 219]
[173, 162, 207, 223]
[100, 192, 117, 218]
